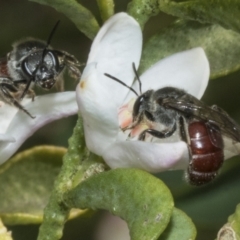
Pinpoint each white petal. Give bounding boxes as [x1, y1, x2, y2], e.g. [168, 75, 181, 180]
[81, 12, 142, 106]
[77, 13, 142, 155]
[130, 48, 209, 99]
[0, 134, 15, 143]
[0, 92, 77, 164]
[77, 63, 120, 155]
[103, 140, 189, 172]
[0, 101, 16, 134]
[0, 99, 31, 134]
[223, 137, 240, 160]
[87, 13, 142, 90]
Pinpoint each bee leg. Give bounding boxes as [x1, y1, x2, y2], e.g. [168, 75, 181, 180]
[179, 116, 192, 154]
[20, 78, 32, 100]
[13, 88, 35, 102]
[11, 78, 33, 100]
[138, 122, 176, 141]
[58, 51, 82, 80]
[12, 80, 36, 101]
[178, 116, 195, 183]
[27, 89, 35, 101]
[67, 64, 82, 79]
[0, 83, 35, 119]
[178, 116, 188, 142]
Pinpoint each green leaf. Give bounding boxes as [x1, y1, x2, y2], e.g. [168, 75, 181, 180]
[29, 0, 99, 40]
[228, 204, 240, 238]
[127, 0, 160, 29]
[0, 219, 12, 240]
[96, 0, 115, 22]
[140, 20, 240, 79]
[217, 204, 240, 240]
[171, 158, 240, 239]
[159, 208, 196, 240]
[0, 146, 85, 225]
[64, 168, 174, 240]
[159, 0, 240, 33]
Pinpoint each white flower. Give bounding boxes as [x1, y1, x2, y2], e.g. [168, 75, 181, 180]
[0, 92, 77, 164]
[76, 13, 210, 172]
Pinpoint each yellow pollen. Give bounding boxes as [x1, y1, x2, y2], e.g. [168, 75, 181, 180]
[80, 81, 86, 89]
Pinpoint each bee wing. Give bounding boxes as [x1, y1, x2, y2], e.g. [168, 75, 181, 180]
[163, 96, 240, 142]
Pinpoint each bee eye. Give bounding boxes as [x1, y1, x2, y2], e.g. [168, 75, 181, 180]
[145, 111, 154, 121]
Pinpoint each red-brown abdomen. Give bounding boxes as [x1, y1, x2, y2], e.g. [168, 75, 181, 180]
[187, 121, 224, 186]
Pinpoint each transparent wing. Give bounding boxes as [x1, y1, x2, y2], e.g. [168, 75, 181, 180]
[163, 94, 240, 142]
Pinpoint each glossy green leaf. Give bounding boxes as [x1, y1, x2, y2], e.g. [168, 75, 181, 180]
[140, 20, 240, 79]
[29, 0, 99, 40]
[127, 0, 160, 29]
[0, 219, 12, 240]
[0, 146, 84, 225]
[96, 0, 115, 22]
[64, 168, 174, 240]
[159, 208, 196, 240]
[159, 0, 240, 33]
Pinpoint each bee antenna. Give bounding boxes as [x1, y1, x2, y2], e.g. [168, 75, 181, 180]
[104, 73, 139, 97]
[46, 20, 60, 47]
[132, 62, 142, 94]
[42, 20, 60, 61]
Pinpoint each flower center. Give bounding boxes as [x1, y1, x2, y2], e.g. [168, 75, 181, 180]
[118, 98, 153, 140]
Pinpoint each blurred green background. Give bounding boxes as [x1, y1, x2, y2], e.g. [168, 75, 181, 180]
[1, 0, 240, 239]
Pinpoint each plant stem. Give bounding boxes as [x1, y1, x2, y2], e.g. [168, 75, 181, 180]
[96, 0, 115, 22]
[37, 117, 88, 240]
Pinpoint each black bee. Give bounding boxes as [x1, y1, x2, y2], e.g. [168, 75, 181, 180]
[104, 63, 240, 186]
[0, 21, 81, 118]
